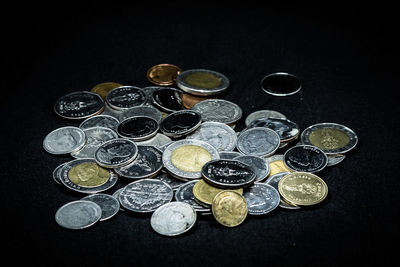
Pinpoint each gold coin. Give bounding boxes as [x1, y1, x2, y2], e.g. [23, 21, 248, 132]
[171, 145, 212, 173]
[91, 82, 123, 100]
[184, 72, 222, 88]
[68, 162, 110, 188]
[268, 160, 292, 176]
[308, 128, 350, 151]
[212, 190, 248, 227]
[147, 64, 182, 86]
[278, 172, 328, 206]
[193, 179, 243, 206]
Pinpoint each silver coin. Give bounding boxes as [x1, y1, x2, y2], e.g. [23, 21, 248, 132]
[43, 126, 86, 155]
[327, 154, 346, 166]
[94, 139, 138, 168]
[264, 172, 300, 210]
[118, 179, 173, 213]
[159, 110, 202, 138]
[112, 187, 126, 211]
[236, 127, 280, 157]
[114, 145, 163, 179]
[176, 69, 230, 96]
[150, 201, 197, 236]
[174, 180, 211, 212]
[71, 127, 118, 159]
[55, 200, 102, 229]
[192, 99, 242, 125]
[247, 117, 300, 142]
[151, 87, 184, 113]
[106, 86, 147, 110]
[141, 86, 164, 106]
[261, 72, 301, 96]
[186, 121, 237, 152]
[79, 114, 120, 132]
[136, 133, 172, 149]
[54, 91, 104, 120]
[264, 154, 284, 163]
[101, 102, 123, 119]
[234, 155, 270, 182]
[245, 110, 287, 127]
[219, 151, 244, 160]
[117, 116, 159, 141]
[119, 105, 162, 123]
[283, 145, 328, 173]
[52, 162, 68, 185]
[243, 183, 280, 215]
[154, 171, 186, 191]
[81, 193, 120, 221]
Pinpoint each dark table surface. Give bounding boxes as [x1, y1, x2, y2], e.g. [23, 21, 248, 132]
[3, 3, 399, 266]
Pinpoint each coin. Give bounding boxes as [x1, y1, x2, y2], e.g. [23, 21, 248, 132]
[94, 138, 138, 168]
[52, 162, 67, 185]
[264, 172, 300, 209]
[212, 190, 248, 227]
[43, 126, 86, 155]
[265, 155, 292, 177]
[278, 172, 328, 206]
[136, 133, 172, 149]
[243, 183, 280, 215]
[245, 110, 287, 127]
[326, 154, 346, 166]
[193, 179, 243, 207]
[283, 145, 328, 173]
[177, 69, 230, 96]
[151, 201, 197, 236]
[112, 187, 125, 211]
[147, 64, 182, 86]
[174, 180, 211, 212]
[117, 116, 159, 141]
[236, 127, 280, 157]
[234, 155, 270, 182]
[300, 122, 358, 155]
[192, 99, 242, 125]
[81, 193, 120, 221]
[152, 87, 184, 113]
[182, 93, 214, 109]
[55, 200, 102, 230]
[119, 105, 162, 123]
[79, 114, 120, 132]
[219, 151, 244, 160]
[159, 110, 202, 138]
[91, 82, 123, 100]
[118, 179, 173, 213]
[261, 72, 301, 96]
[247, 117, 300, 142]
[154, 171, 186, 191]
[101, 102, 123, 119]
[106, 86, 147, 110]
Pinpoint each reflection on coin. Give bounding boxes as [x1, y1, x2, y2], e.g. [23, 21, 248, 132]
[119, 105, 162, 123]
[261, 72, 301, 96]
[175, 180, 210, 212]
[79, 115, 120, 132]
[193, 179, 243, 207]
[117, 116, 159, 141]
[81, 193, 120, 221]
[147, 64, 182, 86]
[245, 110, 287, 127]
[106, 86, 147, 110]
[192, 99, 242, 125]
[243, 183, 280, 215]
[177, 69, 230, 96]
[43, 126, 86, 155]
[219, 151, 244, 160]
[182, 93, 214, 109]
[152, 87, 184, 113]
[55, 200, 102, 229]
[91, 82, 123, 100]
[159, 110, 202, 138]
[136, 133, 172, 149]
[234, 155, 270, 182]
[283, 145, 328, 173]
[237, 127, 280, 157]
[212, 190, 248, 227]
[327, 154, 346, 166]
[52, 162, 68, 185]
[264, 172, 300, 209]
[247, 117, 300, 142]
[94, 139, 138, 168]
[265, 155, 292, 177]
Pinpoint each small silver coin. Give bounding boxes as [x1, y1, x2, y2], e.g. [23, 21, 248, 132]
[117, 116, 159, 141]
[245, 110, 287, 127]
[176, 69, 230, 96]
[136, 133, 172, 149]
[153, 171, 186, 191]
[192, 99, 242, 125]
[43, 126, 86, 155]
[261, 72, 301, 96]
[54, 91, 104, 120]
[174, 180, 211, 212]
[247, 117, 300, 142]
[236, 127, 280, 157]
[152, 87, 184, 113]
[119, 105, 163, 123]
[234, 155, 270, 182]
[106, 86, 147, 110]
[264, 172, 300, 209]
[283, 145, 328, 173]
[219, 151, 244, 159]
[327, 154, 346, 166]
[159, 110, 202, 138]
[94, 138, 138, 168]
[81, 193, 120, 221]
[79, 114, 120, 132]
[55, 200, 102, 229]
[243, 183, 280, 215]
[150, 201, 197, 236]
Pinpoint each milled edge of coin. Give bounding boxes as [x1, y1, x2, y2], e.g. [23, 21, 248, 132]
[55, 200, 102, 230]
[43, 126, 86, 155]
[176, 69, 230, 96]
[236, 127, 281, 157]
[94, 138, 138, 168]
[159, 110, 202, 138]
[81, 193, 120, 221]
[243, 183, 281, 215]
[260, 72, 302, 96]
[283, 144, 328, 173]
[211, 190, 248, 227]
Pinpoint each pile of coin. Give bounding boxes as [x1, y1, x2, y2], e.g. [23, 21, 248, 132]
[45, 64, 358, 235]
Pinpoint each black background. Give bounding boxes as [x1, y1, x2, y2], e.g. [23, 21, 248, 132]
[3, 2, 399, 266]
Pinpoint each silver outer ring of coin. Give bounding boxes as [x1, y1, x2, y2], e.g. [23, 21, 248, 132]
[245, 110, 287, 127]
[283, 144, 328, 173]
[326, 154, 346, 166]
[236, 127, 281, 157]
[119, 105, 163, 123]
[186, 121, 237, 152]
[260, 72, 302, 96]
[150, 201, 197, 236]
[52, 162, 68, 185]
[176, 69, 230, 96]
[219, 151, 244, 160]
[43, 126, 86, 155]
[106, 86, 147, 111]
[300, 122, 358, 155]
[191, 99, 242, 125]
[159, 110, 202, 138]
[81, 193, 120, 221]
[117, 116, 159, 141]
[234, 155, 271, 182]
[174, 180, 211, 212]
[55, 200, 102, 230]
[79, 114, 120, 131]
[162, 139, 220, 180]
[94, 138, 138, 168]
[264, 172, 300, 210]
[243, 183, 280, 215]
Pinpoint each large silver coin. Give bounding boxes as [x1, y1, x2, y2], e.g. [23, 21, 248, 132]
[94, 139, 138, 168]
[119, 105, 162, 123]
[174, 180, 211, 212]
[245, 110, 287, 127]
[54, 91, 104, 120]
[234, 155, 270, 182]
[236, 127, 280, 157]
[81, 193, 120, 221]
[43, 126, 86, 155]
[247, 117, 300, 142]
[79, 114, 120, 132]
[261, 72, 301, 96]
[192, 99, 242, 125]
[243, 183, 280, 215]
[55, 200, 102, 229]
[264, 172, 300, 210]
[136, 133, 172, 149]
[283, 145, 328, 173]
[106, 86, 147, 110]
[176, 69, 230, 96]
[150, 201, 197, 236]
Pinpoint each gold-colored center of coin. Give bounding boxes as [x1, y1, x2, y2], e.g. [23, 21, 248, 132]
[171, 145, 212, 172]
[269, 160, 291, 176]
[184, 72, 222, 88]
[308, 128, 350, 150]
[68, 162, 110, 188]
[193, 179, 243, 206]
[91, 82, 122, 99]
[212, 191, 248, 227]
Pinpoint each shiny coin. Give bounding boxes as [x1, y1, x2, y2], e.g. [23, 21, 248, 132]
[91, 82, 123, 100]
[43, 126, 86, 155]
[55, 200, 102, 229]
[300, 122, 358, 155]
[106, 86, 147, 110]
[152, 87, 184, 113]
[159, 110, 202, 138]
[114, 145, 163, 179]
[283, 145, 328, 173]
[154, 171, 186, 191]
[177, 69, 230, 96]
[236, 127, 280, 157]
[147, 63, 182, 86]
[112, 187, 125, 211]
[163, 139, 220, 180]
[234, 155, 270, 182]
[54, 91, 105, 120]
[175, 180, 211, 212]
[247, 117, 300, 142]
[327, 154, 346, 166]
[182, 93, 214, 109]
[261, 72, 301, 96]
[264, 172, 300, 209]
[136, 133, 172, 149]
[265, 155, 292, 177]
[119, 105, 162, 123]
[219, 151, 244, 160]
[101, 102, 123, 119]
[151, 201, 197, 236]
[243, 183, 280, 215]
[193, 179, 243, 207]
[79, 114, 120, 132]
[201, 159, 256, 189]
[212, 190, 248, 227]
[245, 110, 287, 127]
[94, 138, 138, 168]
[81, 193, 120, 221]
[278, 172, 328, 206]
[117, 116, 159, 141]
[192, 99, 242, 125]
[118, 179, 173, 213]
[52, 162, 68, 185]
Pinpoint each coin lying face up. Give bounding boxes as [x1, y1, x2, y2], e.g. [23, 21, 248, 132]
[247, 117, 300, 143]
[243, 183, 280, 215]
[146, 63, 182, 86]
[94, 138, 138, 168]
[117, 116, 159, 141]
[91, 82, 123, 100]
[81, 193, 120, 221]
[152, 87, 184, 113]
[54, 91, 105, 119]
[261, 72, 301, 96]
[79, 114, 120, 132]
[176, 69, 230, 96]
[106, 86, 147, 110]
[193, 179, 243, 207]
[264, 154, 292, 177]
[175, 180, 211, 213]
[43, 126, 86, 155]
[264, 172, 300, 210]
[245, 110, 287, 127]
[283, 145, 328, 173]
[55, 200, 102, 229]
[234, 155, 270, 182]
[159, 110, 202, 138]
[119, 105, 162, 123]
[236, 127, 280, 157]
[192, 99, 242, 125]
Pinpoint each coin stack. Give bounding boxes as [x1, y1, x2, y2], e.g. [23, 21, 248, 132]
[45, 64, 358, 235]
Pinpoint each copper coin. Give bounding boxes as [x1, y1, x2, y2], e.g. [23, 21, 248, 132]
[181, 93, 214, 109]
[91, 82, 123, 100]
[147, 64, 182, 86]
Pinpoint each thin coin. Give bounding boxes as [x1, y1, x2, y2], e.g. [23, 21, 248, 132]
[243, 183, 280, 215]
[261, 72, 301, 96]
[117, 116, 159, 141]
[283, 145, 328, 173]
[81, 193, 120, 221]
[55, 200, 102, 230]
[264, 172, 300, 209]
[212, 190, 248, 227]
[175, 180, 211, 212]
[177, 69, 230, 96]
[192, 99, 242, 125]
[79, 114, 120, 132]
[236, 127, 280, 157]
[247, 117, 300, 142]
[43, 126, 86, 155]
[94, 138, 138, 168]
[234, 155, 270, 182]
[193, 179, 243, 207]
[106, 86, 147, 110]
[152, 87, 184, 113]
[54, 91, 104, 120]
[119, 105, 162, 123]
[245, 110, 287, 127]
[91, 82, 123, 100]
[159, 110, 202, 138]
[147, 64, 182, 86]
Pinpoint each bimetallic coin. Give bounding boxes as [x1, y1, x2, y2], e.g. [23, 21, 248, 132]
[234, 155, 270, 182]
[55, 200, 102, 230]
[243, 183, 280, 215]
[79, 114, 120, 132]
[192, 99, 242, 125]
[245, 110, 287, 127]
[119, 105, 162, 123]
[81, 193, 120, 221]
[91, 82, 123, 100]
[136, 133, 172, 149]
[43, 126, 86, 155]
[247, 117, 300, 142]
[261, 72, 301, 96]
[151, 201, 197, 236]
[265, 155, 292, 176]
[159, 110, 202, 138]
[212, 190, 248, 227]
[175, 180, 211, 212]
[94, 139, 138, 168]
[152, 87, 184, 113]
[106, 86, 147, 110]
[219, 151, 244, 160]
[264, 172, 300, 209]
[278, 172, 328, 206]
[327, 154, 346, 166]
[117, 116, 159, 141]
[177, 69, 230, 96]
[147, 64, 182, 86]
[52, 162, 68, 185]
[283, 145, 328, 173]
[236, 127, 280, 157]
[192, 179, 243, 207]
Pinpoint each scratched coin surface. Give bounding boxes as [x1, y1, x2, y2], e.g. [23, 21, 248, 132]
[147, 63, 182, 86]
[81, 193, 120, 221]
[212, 190, 248, 227]
[234, 155, 270, 182]
[283, 145, 328, 173]
[91, 82, 123, 100]
[106, 86, 147, 110]
[192, 99, 242, 125]
[94, 138, 138, 168]
[79, 114, 120, 132]
[247, 117, 300, 142]
[43, 126, 86, 155]
[264, 172, 300, 209]
[237, 127, 280, 157]
[243, 183, 280, 215]
[177, 69, 230, 96]
[245, 110, 287, 127]
[192, 179, 243, 207]
[55, 200, 102, 230]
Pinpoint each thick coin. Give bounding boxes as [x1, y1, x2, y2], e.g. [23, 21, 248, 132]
[212, 190, 248, 227]
[147, 63, 182, 86]
[91, 82, 123, 100]
[234, 155, 270, 182]
[43, 126, 86, 155]
[106, 86, 147, 110]
[264, 172, 300, 209]
[247, 117, 300, 142]
[243, 183, 280, 215]
[265, 154, 292, 177]
[192, 179, 243, 207]
[159, 110, 202, 138]
[236, 127, 280, 157]
[152, 87, 184, 113]
[278, 172, 328, 206]
[283, 145, 328, 173]
[175, 180, 211, 212]
[192, 99, 242, 125]
[151, 201, 197, 236]
[219, 151, 244, 160]
[119, 105, 162, 123]
[261, 72, 301, 96]
[245, 110, 287, 127]
[81, 193, 120, 221]
[136, 133, 172, 149]
[117, 116, 159, 141]
[176, 69, 230, 96]
[94, 138, 138, 168]
[79, 114, 120, 132]
[55, 200, 102, 229]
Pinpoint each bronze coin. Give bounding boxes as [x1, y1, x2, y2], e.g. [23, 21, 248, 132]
[147, 64, 182, 86]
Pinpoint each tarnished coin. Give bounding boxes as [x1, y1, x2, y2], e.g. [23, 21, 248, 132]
[81, 193, 120, 221]
[175, 180, 211, 212]
[177, 69, 230, 96]
[243, 183, 280, 215]
[43, 126, 86, 155]
[152, 87, 184, 113]
[117, 116, 159, 141]
[212, 190, 248, 227]
[219, 151, 244, 160]
[193, 179, 243, 207]
[283, 145, 328, 173]
[114, 145, 163, 179]
[234, 155, 270, 182]
[159, 110, 202, 138]
[327, 154, 346, 166]
[264, 172, 300, 209]
[300, 122, 358, 155]
[192, 99, 242, 125]
[265, 155, 292, 177]
[147, 63, 182, 86]
[247, 117, 300, 142]
[91, 82, 123, 100]
[79, 114, 120, 132]
[278, 172, 328, 206]
[54, 91, 105, 120]
[245, 110, 287, 127]
[94, 139, 138, 168]
[261, 72, 301, 96]
[106, 86, 147, 110]
[151, 201, 197, 236]
[186, 121, 237, 152]
[136, 133, 172, 149]
[119, 105, 162, 123]
[236, 127, 280, 157]
[118, 179, 173, 213]
[55, 200, 102, 230]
